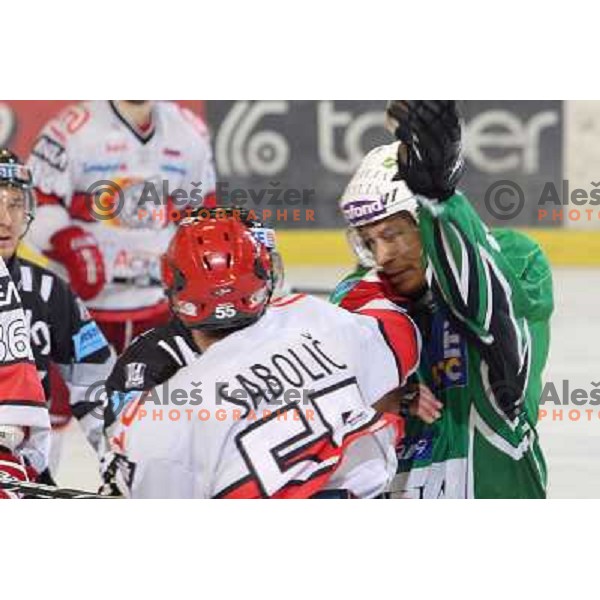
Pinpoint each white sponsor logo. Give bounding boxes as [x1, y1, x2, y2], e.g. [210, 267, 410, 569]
[125, 362, 147, 390]
[343, 198, 387, 224]
[464, 109, 559, 174]
[0, 278, 19, 308]
[216, 101, 387, 178]
[317, 101, 385, 174]
[216, 101, 290, 177]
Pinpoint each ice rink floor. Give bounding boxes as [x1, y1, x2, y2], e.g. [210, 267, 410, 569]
[55, 267, 600, 498]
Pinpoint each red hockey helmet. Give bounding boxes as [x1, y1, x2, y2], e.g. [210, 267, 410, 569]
[161, 212, 274, 330]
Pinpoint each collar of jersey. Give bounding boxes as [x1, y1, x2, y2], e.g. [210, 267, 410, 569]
[108, 101, 156, 145]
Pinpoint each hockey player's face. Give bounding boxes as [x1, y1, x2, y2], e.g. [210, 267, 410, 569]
[0, 186, 26, 259]
[359, 213, 426, 297]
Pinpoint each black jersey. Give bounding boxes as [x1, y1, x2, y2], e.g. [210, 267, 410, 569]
[8, 255, 115, 450]
[104, 317, 198, 428]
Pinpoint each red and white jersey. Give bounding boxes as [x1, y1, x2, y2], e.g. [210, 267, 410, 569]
[112, 294, 420, 498]
[0, 258, 50, 474]
[26, 100, 216, 312]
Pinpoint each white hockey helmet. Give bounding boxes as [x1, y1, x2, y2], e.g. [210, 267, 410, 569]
[339, 141, 418, 229]
[339, 142, 419, 267]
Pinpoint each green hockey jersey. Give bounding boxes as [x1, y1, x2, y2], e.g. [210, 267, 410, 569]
[331, 192, 553, 498]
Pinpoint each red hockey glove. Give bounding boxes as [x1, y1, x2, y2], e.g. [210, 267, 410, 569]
[46, 226, 106, 301]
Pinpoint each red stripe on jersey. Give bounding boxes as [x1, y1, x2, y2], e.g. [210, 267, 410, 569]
[49, 124, 67, 144]
[372, 411, 404, 444]
[119, 394, 145, 428]
[0, 363, 46, 406]
[269, 294, 306, 308]
[217, 452, 335, 499]
[34, 188, 64, 207]
[216, 412, 402, 499]
[358, 308, 420, 384]
[338, 280, 387, 312]
[338, 276, 408, 313]
[273, 472, 334, 499]
[273, 413, 403, 498]
[216, 478, 262, 499]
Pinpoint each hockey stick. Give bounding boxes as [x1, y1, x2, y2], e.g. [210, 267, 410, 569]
[0, 473, 112, 499]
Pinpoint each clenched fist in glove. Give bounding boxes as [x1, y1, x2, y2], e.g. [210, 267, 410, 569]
[46, 226, 106, 301]
[386, 100, 465, 201]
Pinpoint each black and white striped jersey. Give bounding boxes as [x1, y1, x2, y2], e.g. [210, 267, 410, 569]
[8, 255, 115, 450]
[104, 317, 199, 428]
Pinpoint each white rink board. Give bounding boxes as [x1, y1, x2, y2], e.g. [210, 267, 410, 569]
[536, 268, 600, 498]
[55, 267, 600, 499]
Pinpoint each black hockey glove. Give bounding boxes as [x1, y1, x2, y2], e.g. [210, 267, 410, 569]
[386, 100, 465, 201]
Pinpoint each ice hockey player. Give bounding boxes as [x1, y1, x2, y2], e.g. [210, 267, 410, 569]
[100, 207, 287, 494]
[24, 100, 215, 443]
[104, 211, 421, 498]
[103, 207, 283, 413]
[0, 255, 49, 497]
[0, 255, 50, 498]
[331, 101, 553, 498]
[0, 149, 115, 479]
[26, 100, 217, 352]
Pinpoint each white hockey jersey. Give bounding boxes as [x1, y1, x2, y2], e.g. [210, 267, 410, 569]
[110, 294, 420, 498]
[26, 101, 216, 312]
[0, 257, 50, 474]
